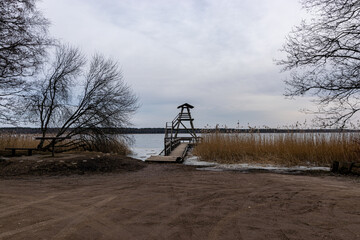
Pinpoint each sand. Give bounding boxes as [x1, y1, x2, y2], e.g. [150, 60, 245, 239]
[0, 163, 360, 239]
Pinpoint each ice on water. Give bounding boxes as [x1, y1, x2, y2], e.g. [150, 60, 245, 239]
[129, 147, 162, 161]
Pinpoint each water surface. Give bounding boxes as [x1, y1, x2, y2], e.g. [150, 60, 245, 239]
[127, 134, 163, 161]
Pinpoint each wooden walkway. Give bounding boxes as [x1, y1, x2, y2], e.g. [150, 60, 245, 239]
[146, 143, 189, 163]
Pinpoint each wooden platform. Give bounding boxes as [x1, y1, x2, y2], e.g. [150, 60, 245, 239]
[146, 143, 188, 163]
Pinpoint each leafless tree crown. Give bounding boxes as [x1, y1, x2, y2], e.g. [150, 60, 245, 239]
[1, 1, 138, 152]
[0, 0, 52, 121]
[277, 0, 360, 127]
[26, 45, 138, 151]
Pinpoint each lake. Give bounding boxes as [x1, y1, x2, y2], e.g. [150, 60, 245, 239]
[125, 133, 330, 172]
[126, 132, 355, 171]
[127, 134, 164, 161]
[126, 133, 200, 161]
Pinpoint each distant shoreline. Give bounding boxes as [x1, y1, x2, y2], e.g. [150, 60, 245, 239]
[1, 127, 359, 134]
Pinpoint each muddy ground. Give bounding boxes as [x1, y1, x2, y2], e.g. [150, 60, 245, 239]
[0, 155, 360, 239]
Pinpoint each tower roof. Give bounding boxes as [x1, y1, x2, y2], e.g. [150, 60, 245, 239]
[177, 103, 194, 109]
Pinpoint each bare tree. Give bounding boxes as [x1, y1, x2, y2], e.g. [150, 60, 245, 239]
[277, 0, 360, 127]
[0, 0, 51, 121]
[26, 45, 138, 152]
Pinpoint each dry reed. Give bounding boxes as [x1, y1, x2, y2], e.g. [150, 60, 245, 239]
[83, 137, 131, 155]
[0, 133, 131, 156]
[0, 133, 39, 149]
[193, 131, 360, 166]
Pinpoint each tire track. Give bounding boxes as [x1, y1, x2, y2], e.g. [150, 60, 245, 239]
[0, 195, 116, 239]
[207, 183, 280, 240]
[0, 194, 60, 218]
[51, 195, 117, 239]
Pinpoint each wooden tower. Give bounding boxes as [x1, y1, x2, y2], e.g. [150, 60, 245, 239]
[173, 103, 197, 138]
[162, 103, 199, 156]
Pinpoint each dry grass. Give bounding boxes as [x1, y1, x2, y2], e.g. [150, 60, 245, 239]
[193, 131, 360, 166]
[0, 133, 40, 156]
[0, 133, 39, 149]
[0, 133, 131, 156]
[83, 137, 131, 155]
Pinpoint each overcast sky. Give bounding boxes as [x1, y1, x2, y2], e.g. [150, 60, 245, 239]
[38, 0, 314, 128]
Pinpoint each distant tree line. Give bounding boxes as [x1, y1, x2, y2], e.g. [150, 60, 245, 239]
[1, 127, 358, 134]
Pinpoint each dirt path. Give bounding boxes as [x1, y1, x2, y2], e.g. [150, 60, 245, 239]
[1, 164, 360, 239]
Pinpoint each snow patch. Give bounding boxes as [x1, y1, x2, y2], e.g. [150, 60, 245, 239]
[183, 156, 330, 172]
[128, 148, 162, 161]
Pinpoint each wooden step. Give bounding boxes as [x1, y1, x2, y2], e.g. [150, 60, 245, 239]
[146, 156, 179, 163]
[146, 143, 189, 163]
[168, 143, 186, 156]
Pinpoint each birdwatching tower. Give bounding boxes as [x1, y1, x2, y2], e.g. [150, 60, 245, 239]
[162, 103, 199, 156]
[147, 103, 200, 162]
[172, 103, 197, 138]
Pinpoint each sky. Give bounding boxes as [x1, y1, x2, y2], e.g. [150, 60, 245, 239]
[38, 0, 314, 128]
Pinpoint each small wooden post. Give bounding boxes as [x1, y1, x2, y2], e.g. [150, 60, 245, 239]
[331, 161, 339, 173]
[51, 140, 55, 157]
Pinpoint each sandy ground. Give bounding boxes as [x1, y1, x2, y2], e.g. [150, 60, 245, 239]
[1, 163, 360, 240]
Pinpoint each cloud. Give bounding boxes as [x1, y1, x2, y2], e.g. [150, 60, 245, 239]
[38, 0, 312, 128]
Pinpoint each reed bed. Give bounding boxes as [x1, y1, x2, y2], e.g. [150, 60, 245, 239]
[0, 133, 130, 155]
[83, 137, 131, 155]
[193, 132, 360, 166]
[0, 133, 39, 149]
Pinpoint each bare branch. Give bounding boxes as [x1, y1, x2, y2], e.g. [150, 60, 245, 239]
[0, 0, 53, 122]
[277, 0, 360, 128]
[24, 45, 138, 152]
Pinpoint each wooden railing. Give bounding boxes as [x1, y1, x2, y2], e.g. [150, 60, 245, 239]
[163, 138, 180, 156]
[160, 111, 200, 156]
[160, 136, 202, 156]
[172, 113, 192, 124]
